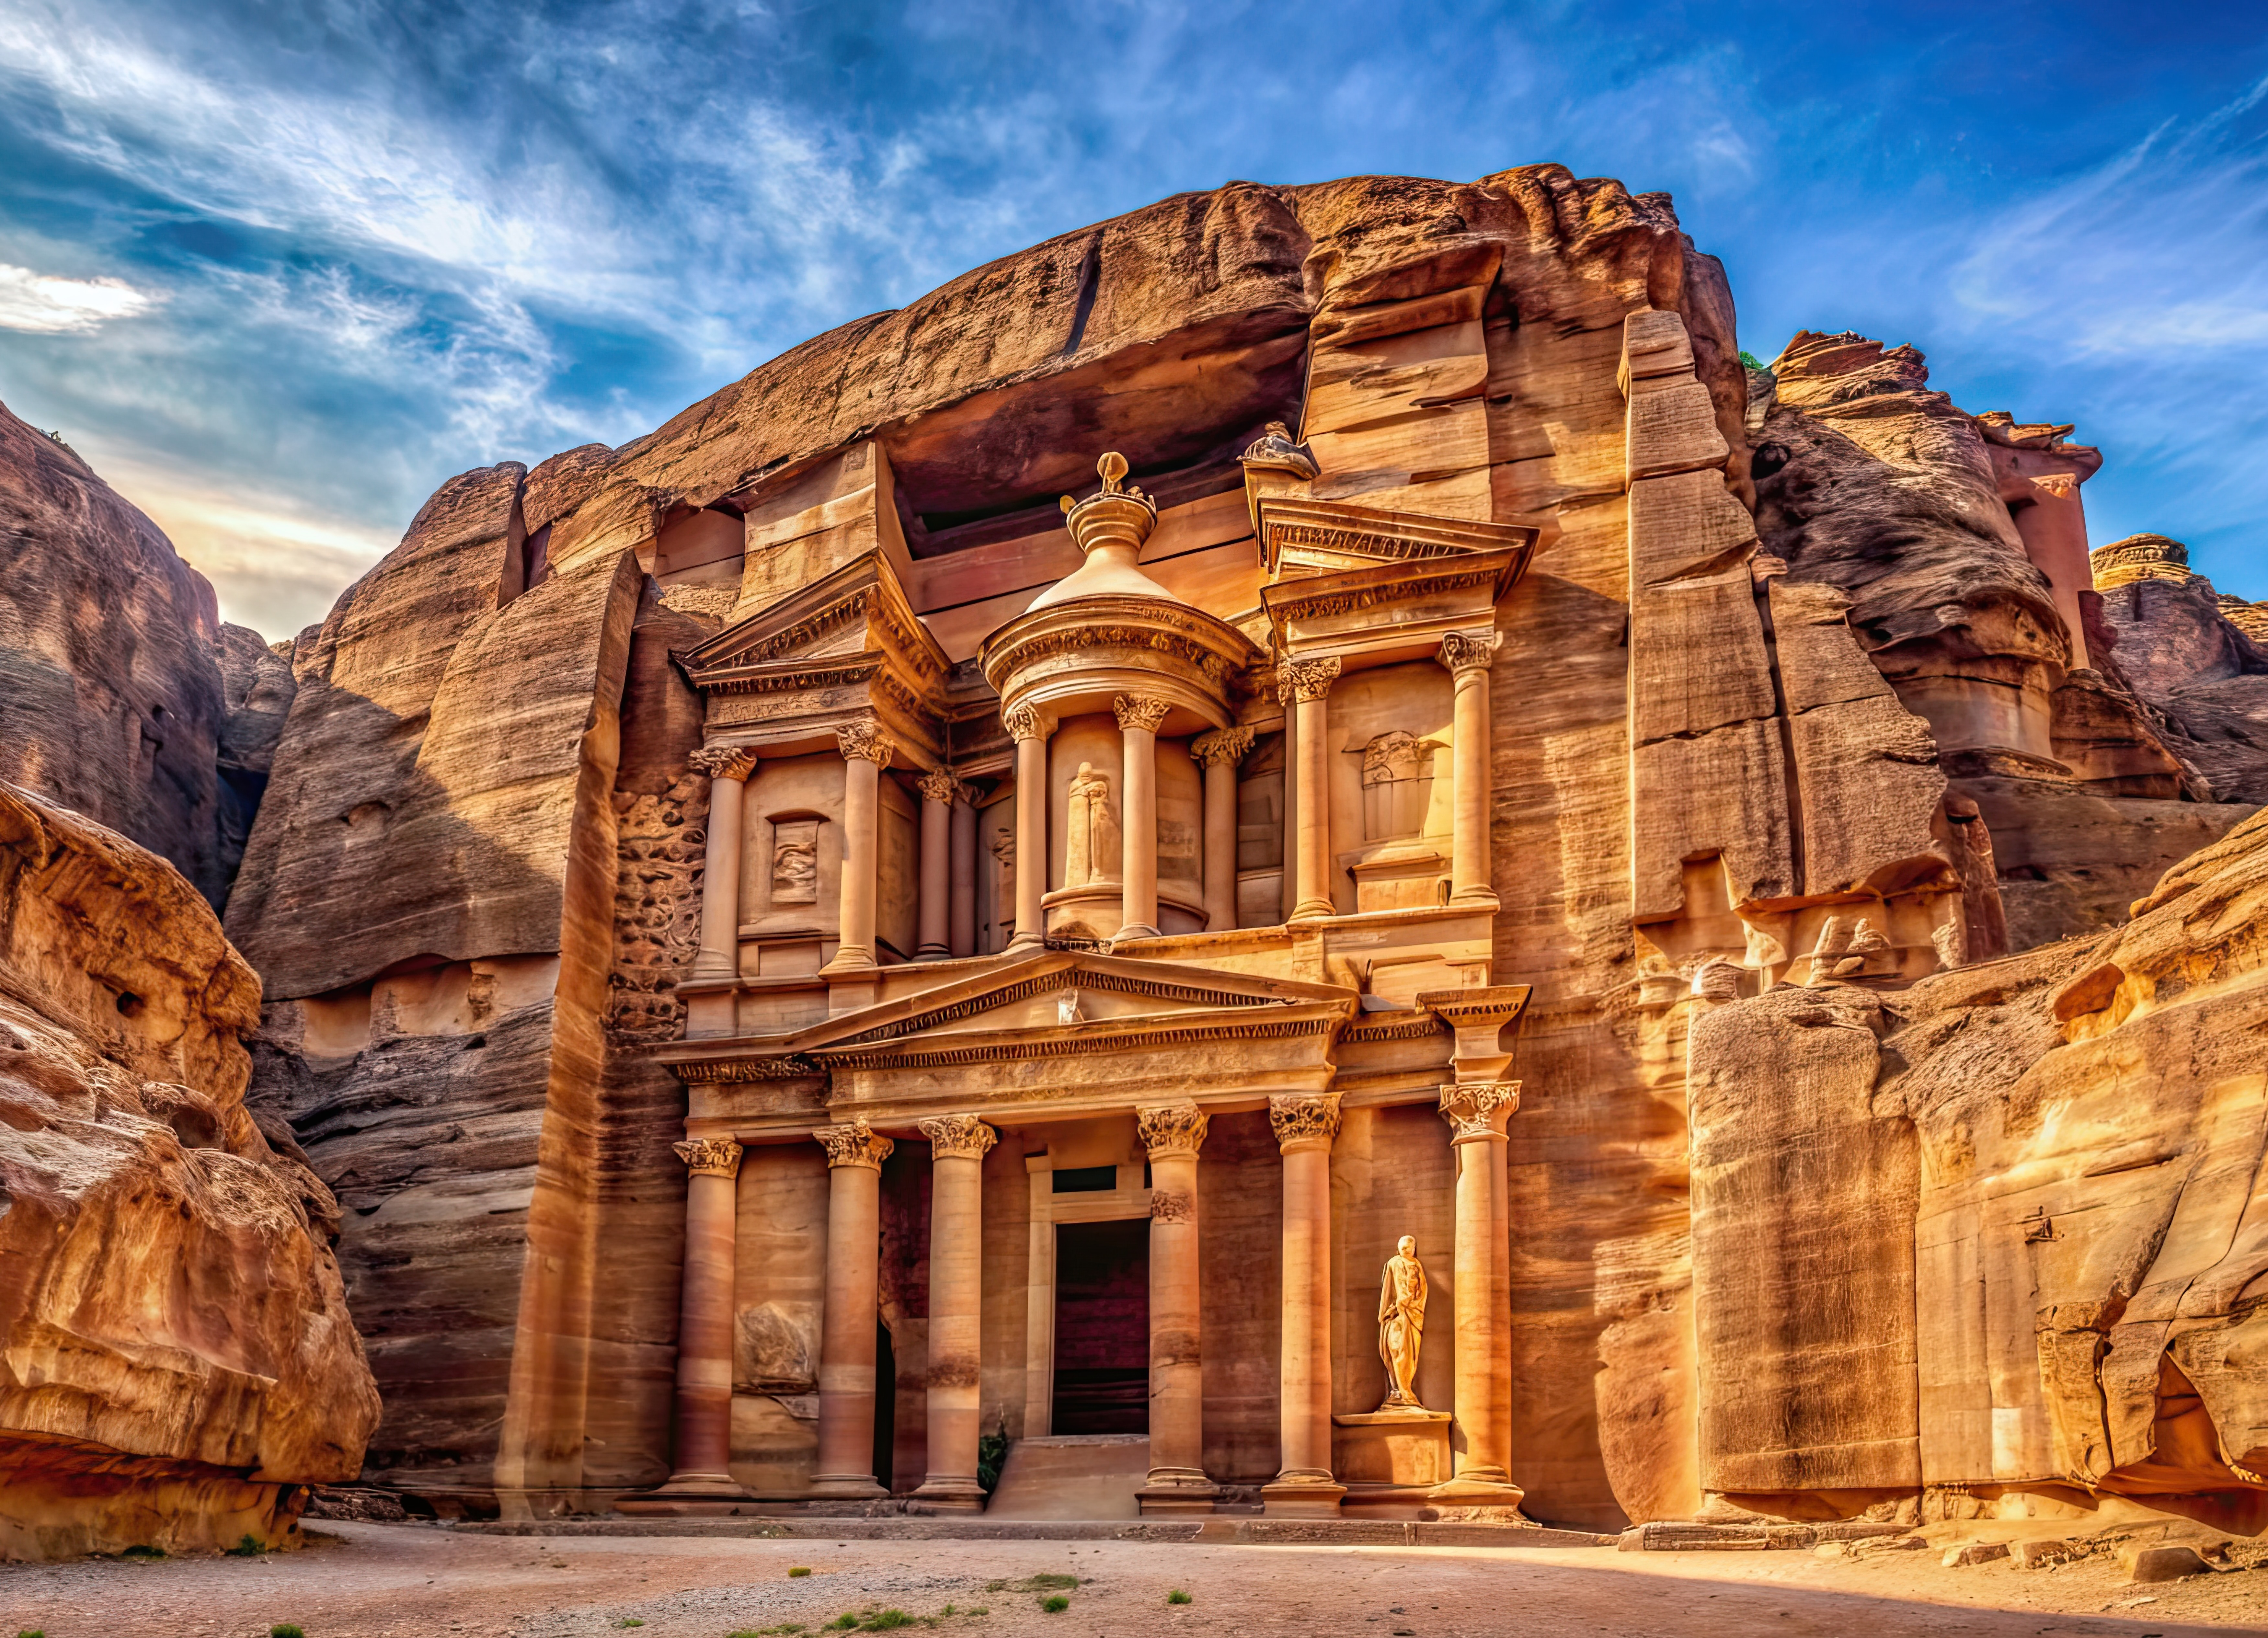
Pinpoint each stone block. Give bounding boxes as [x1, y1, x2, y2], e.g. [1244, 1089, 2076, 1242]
[2007, 1538, 2077, 1568]
[2120, 1543, 2213, 1583]
[1942, 1541, 2010, 1567]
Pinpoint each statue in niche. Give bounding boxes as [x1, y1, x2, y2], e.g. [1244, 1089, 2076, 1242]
[770, 819, 818, 904]
[1064, 761, 1119, 887]
[1377, 1234, 1428, 1410]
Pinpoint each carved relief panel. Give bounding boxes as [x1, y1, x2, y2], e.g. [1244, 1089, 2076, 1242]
[770, 819, 819, 904]
[1358, 730, 1437, 842]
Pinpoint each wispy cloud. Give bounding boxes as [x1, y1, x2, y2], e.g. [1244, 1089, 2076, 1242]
[0, 263, 156, 332]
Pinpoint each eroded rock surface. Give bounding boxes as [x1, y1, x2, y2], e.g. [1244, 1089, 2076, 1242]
[0, 781, 378, 1559]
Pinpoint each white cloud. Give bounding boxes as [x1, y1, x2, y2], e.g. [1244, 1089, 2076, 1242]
[0, 263, 155, 332]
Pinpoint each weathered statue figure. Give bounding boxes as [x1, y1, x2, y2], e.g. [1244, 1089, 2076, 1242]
[1378, 1234, 1427, 1409]
[1064, 761, 1118, 887]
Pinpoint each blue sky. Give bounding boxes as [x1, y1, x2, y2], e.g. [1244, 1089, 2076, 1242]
[0, 1, 2263, 637]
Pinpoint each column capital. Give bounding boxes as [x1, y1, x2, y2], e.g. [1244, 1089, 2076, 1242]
[918, 1114, 997, 1161]
[1190, 725, 1255, 769]
[1438, 1080, 1521, 1141]
[1275, 654, 1341, 704]
[1113, 694, 1171, 734]
[915, 769, 963, 806]
[1438, 629, 1503, 675]
[673, 1136, 744, 1178]
[689, 745, 758, 782]
[1267, 1091, 1342, 1152]
[1137, 1101, 1210, 1159]
[815, 1118, 894, 1170]
[836, 719, 896, 766]
[1003, 702, 1057, 743]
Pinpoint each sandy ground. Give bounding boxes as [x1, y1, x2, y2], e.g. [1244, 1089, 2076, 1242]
[1, 1521, 2262, 1638]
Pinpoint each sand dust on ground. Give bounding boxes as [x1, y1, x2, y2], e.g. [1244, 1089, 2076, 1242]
[2, 1521, 2261, 1637]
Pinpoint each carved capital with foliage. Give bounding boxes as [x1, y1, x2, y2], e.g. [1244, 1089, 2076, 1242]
[1189, 725, 1255, 770]
[689, 745, 758, 782]
[814, 1118, 894, 1170]
[915, 769, 962, 806]
[1267, 1091, 1342, 1151]
[1137, 1101, 1210, 1159]
[1113, 694, 1171, 734]
[673, 1136, 744, 1178]
[1438, 629, 1503, 676]
[1275, 655, 1341, 704]
[918, 1113, 997, 1161]
[836, 720, 896, 766]
[1002, 702, 1056, 743]
[1438, 1080, 1520, 1141]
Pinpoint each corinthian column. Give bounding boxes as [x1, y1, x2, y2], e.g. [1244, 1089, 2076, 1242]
[1279, 657, 1341, 922]
[915, 771, 957, 960]
[1114, 694, 1169, 941]
[821, 721, 894, 975]
[1004, 704, 1054, 952]
[1437, 631, 1503, 909]
[1137, 1102, 1215, 1513]
[1191, 726, 1252, 935]
[1432, 1081, 1524, 1504]
[1263, 1091, 1345, 1517]
[688, 746, 757, 980]
[911, 1115, 994, 1511]
[810, 1119, 893, 1498]
[661, 1136, 748, 1496]
[948, 787, 978, 958]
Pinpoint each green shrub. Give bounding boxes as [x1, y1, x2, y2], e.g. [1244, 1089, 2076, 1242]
[19, 1628, 47, 1637]
[788, 1565, 813, 1577]
[827, 1617, 862, 1632]
[227, 1535, 267, 1557]
[1041, 1594, 1069, 1613]
[866, 1615, 913, 1632]
[1167, 1588, 1192, 1604]
[1738, 350, 1766, 371]
[271, 1626, 306, 1638]
[616, 1622, 645, 1631]
[120, 1544, 166, 1559]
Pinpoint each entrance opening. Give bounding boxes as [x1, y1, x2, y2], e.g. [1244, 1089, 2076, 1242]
[873, 1318, 896, 1491]
[1051, 1218, 1149, 1435]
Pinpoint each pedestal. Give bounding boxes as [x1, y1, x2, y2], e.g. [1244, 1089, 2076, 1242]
[1333, 1408, 1451, 1519]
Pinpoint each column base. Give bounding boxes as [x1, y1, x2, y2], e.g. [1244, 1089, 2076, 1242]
[1004, 931, 1047, 954]
[1260, 1475, 1346, 1518]
[807, 1474, 889, 1500]
[909, 1476, 986, 1513]
[1289, 898, 1337, 923]
[818, 948, 877, 977]
[1111, 923, 1160, 947]
[1137, 1470, 1219, 1515]
[614, 1470, 756, 1516]
[914, 947, 952, 962]
[1446, 887, 1501, 911]
[1427, 1473, 1527, 1509]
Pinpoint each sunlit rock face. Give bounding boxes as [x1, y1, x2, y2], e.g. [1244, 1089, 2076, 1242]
[0, 781, 379, 1560]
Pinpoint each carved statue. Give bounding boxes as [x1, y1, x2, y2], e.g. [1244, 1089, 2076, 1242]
[1377, 1234, 1427, 1409]
[1064, 761, 1118, 887]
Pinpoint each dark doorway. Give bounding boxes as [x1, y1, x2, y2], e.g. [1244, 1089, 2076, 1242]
[1052, 1218, 1149, 1435]
[873, 1319, 896, 1491]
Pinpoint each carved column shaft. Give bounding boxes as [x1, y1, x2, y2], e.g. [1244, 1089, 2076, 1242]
[1440, 632, 1501, 908]
[916, 772, 956, 960]
[825, 723, 893, 975]
[1193, 727, 1251, 935]
[914, 1116, 994, 1508]
[948, 790, 978, 958]
[1006, 705, 1052, 951]
[690, 747, 756, 980]
[1437, 1081, 1521, 1500]
[666, 1136, 745, 1492]
[811, 1121, 893, 1497]
[1282, 658, 1341, 922]
[1115, 695, 1168, 942]
[1265, 1092, 1344, 1515]
[1138, 1103, 1214, 1508]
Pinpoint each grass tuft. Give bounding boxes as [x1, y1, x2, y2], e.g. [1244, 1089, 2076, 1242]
[227, 1534, 268, 1557]
[1167, 1588, 1192, 1604]
[865, 1615, 913, 1631]
[1041, 1594, 1070, 1613]
[788, 1565, 813, 1577]
[271, 1626, 306, 1638]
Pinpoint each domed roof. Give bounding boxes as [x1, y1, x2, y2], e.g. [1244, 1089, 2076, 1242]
[1025, 452, 1189, 612]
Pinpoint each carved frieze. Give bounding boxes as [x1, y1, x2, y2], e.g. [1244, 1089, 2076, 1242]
[673, 1136, 745, 1178]
[1113, 694, 1171, 734]
[688, 745, 758, 781]
[918, 1114, 997, 1160]
[1438, 1080, 1521, 1140]
[1268, 1091, 1343, 1149]
[814, 1118, 893, 1170]
[1137, 1101, 1210, 1158]
[1150, 1187, 1196, 1224]
[1190, 725, 1255, 769]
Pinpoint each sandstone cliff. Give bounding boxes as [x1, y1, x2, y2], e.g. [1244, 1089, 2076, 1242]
[0, 397, 290, 906]
[1689, 806, 2268, 1532]
[0, 780, 379, 1559]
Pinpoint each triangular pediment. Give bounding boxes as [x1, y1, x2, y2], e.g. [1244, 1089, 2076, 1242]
[789, 950, 1356, 1062]
[1257, 497, 1539, 578]
[678, 552, 949, 697]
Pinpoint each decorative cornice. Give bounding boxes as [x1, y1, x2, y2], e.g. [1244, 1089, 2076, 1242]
[825, 1014, 1337, 1072]
[1438, 629, 1504, 676]
[674, 1054, 818, 1083]
[1137, 1101, 1209, 1158]
[1268, 1091, 1342, 1150]
[1190, 725, 1255, 769]
[918, 1113, 998, 1161]
[915, 770, 960, 805]
[836, 719, 896, 765]
[1003, 702, 1056, 743]
[1340, 1012, 1449, 1043]
[1277, 655, 1342, 704]
[814, 1118, 893, 1170]
[674, 1136, 744, 1178]
[823, 967, 1281, 1049]
[1113, 694, 1171, 734]
[1269, 567, 1502, 625]
[689, 745, 759, 781]
[1438, 1080, 1521, 1140]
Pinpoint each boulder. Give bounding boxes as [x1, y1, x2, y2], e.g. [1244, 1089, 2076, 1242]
[0, 781, 378, 1559]
[2121, 1542, 2215, 1583]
